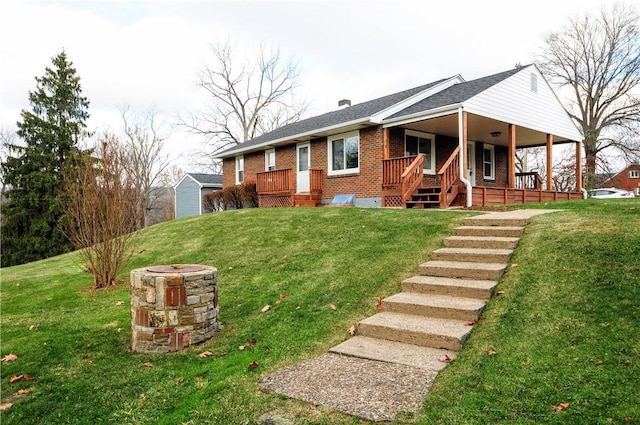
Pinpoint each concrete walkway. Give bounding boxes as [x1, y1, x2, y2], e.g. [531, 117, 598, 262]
[260, 209, 560, 422]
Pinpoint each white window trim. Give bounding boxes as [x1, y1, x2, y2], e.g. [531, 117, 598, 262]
[404, 129, 436, 175]
[265, 149, 275, 171]
[235, 155, 244, 184]
[327, 130, 360, 176]
[629, 169, 639, 178]
[482, 144, 495, 180]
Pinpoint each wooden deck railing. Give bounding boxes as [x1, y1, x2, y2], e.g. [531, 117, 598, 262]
[516, 172, 544, 190]
[309, 169, 323, 194]
[256, 169, 294, 195]
[382, 156, 416, 187]
[401, 154, 425, 206]
[437, 146, 460, 208]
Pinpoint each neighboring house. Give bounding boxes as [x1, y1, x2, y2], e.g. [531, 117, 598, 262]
[601, 164, 640, 196]
[174, 173, 223, 219]
[215, 64, 584, 209]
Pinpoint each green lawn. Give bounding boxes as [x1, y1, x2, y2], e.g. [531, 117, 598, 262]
[1, 200, 638, 424]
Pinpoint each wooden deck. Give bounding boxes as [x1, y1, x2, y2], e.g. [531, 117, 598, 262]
[256, 168, 323, 207]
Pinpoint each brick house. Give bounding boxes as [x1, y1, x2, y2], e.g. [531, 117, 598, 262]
[216, 64, 584, 208]
[601, 164, 640, 196]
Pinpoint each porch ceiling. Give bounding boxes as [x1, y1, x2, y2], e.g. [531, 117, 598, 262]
[400, 113, 576, 147]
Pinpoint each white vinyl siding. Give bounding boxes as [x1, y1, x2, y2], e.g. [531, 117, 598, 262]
[328, 131, 359, 176]
[464, 66, 582, 142]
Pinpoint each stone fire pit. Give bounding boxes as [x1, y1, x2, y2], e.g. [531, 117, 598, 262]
[130, 264, 218, 353]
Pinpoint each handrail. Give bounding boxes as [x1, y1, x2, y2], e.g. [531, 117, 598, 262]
[256, 169, 293, 194]
[309, 169, 323, 194]
[516, 172, 543, 190]
[437, 146, 461, 208]
[382, 156, 416, 187]
[401, 154, 425, 206]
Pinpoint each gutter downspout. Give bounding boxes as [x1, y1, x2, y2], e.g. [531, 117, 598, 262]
[458, 106, 473, 207]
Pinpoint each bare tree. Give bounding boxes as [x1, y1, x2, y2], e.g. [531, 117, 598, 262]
[120, 105, 172, 228]
[179, 39, 308, 170]
[537, 2, 640, 190]
[60, 134, 142, 289]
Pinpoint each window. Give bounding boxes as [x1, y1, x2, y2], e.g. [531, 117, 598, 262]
[629, 169, 639, 178]
[328, 131, 359, 175]
[483, 144, 495, 180]
[265, 149, 275, 171]
[235, 156, 244, 184]
[405, 130, 436, 174]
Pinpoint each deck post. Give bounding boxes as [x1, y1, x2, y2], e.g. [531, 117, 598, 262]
[383, 128, 390, 160]
[508, 124, 516, 188]
[546, 134, 553, 190]
[575, 141, 583, 192]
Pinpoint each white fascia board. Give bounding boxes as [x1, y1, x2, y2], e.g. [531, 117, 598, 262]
[381, 104, 461, 128]
[370, 75, 465, 124]
[215, 117, 371, 159]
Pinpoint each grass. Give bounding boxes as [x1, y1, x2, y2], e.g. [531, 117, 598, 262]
[1, 199, 638, 424]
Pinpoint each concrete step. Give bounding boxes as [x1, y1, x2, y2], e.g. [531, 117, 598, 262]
[419, 260, 507, 280]
[444, 235, 520, 250]
[358, 312, 471, 351]
[464, 217, 530, 227]
[382, 292, 485, 321]
[402, 275, 497, 300]
[431, 247, 513, 264]
[454, 225, 524, 238]
[329, 336, 456, 371]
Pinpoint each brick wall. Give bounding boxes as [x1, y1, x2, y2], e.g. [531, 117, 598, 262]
[603, 164, 640, 192]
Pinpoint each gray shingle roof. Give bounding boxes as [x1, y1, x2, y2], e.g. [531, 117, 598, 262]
[188, 173, 223, 186]
[217, 66, 528, 157]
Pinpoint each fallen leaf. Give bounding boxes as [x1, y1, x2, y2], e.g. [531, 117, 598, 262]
[329, 304, 337, 311]
[228, 266, 234, 270]
[176, 377, 184, 383]
[439, 354, 453, 363]
[511, 263, 519, 268]
[143, 362, 154, 367]
[282, 255, 288, 260]
[245, 339, 257, 346]
[0, 403, 12, 411]
[198, 350, 213, 358]
[194, 376, 203, 381]
[2, 353, 18, 363]
[248, 361, 259, 370]
[23, 374, 32, 381]
[552, 402, 570, 411]
[466, 319, 479, 326]
[9, 375, 23, 384]
[347, 325, 356, 336]
[279, 292, 287, 299]
[117, 328, 123, 333]
[295, 306, 301, 310]
[29, 325, 37, 331]
[375, 297, 385, 311]
[264, 349, 271, 355]
[261, 304, 271, 313]
[115, 301, 124, 306]
[238, 345, 245, 351]
[139, 394, 147, 404]
[275, 299, 282, 304]
[17, 388, 31, 395]
[495, 291, 505, 296]
[486, 349, 497, 356]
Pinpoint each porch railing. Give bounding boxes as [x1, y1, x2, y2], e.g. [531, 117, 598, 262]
[309, 169, 323, 194]
[256, 168, 294, 195]
[437, 146, 460, 208]
[516, 172, 543, 190]
[382, 156, 417, 187]
[401, 154, 425, 206]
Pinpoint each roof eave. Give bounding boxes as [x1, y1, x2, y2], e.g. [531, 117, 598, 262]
[381, 103, 462, 127]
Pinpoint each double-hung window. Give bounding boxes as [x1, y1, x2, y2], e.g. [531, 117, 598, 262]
[265, 149, 275, 171]
[629, 169, 639, 178]
[328, 131, 359, 176]
[482, 144, 495, 180]
[405, 130, 435, 174]
[235, 156, 244, 184]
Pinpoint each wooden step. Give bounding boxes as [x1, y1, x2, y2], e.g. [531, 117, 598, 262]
[431, 247, 513, 263]
[402, 275, 497, 300]
[406, 200, 440, 209]
[419, 260, 507, 280]
[329, 336, 456, 371]
[444, 235, 519, 250]
[454, 225, 524, 238]
[358, 312, 471, 351]
[382, 292, 485, 321]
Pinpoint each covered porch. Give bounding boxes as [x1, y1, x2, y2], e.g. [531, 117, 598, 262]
[381, 109, 584, 208]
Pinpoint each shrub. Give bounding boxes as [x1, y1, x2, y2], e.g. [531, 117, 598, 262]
[202, 181, 258, 212]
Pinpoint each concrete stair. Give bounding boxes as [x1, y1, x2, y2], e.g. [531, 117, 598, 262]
[329, 213, 532, 384]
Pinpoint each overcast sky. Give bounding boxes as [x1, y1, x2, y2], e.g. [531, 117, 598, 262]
[0, 0, 628, 172]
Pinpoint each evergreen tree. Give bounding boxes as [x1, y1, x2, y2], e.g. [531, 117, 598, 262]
[1, 50, 90, 267]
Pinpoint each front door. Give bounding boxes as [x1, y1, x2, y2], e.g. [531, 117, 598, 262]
[467, 141, 476, 186]
[296, 143, 310, 193]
